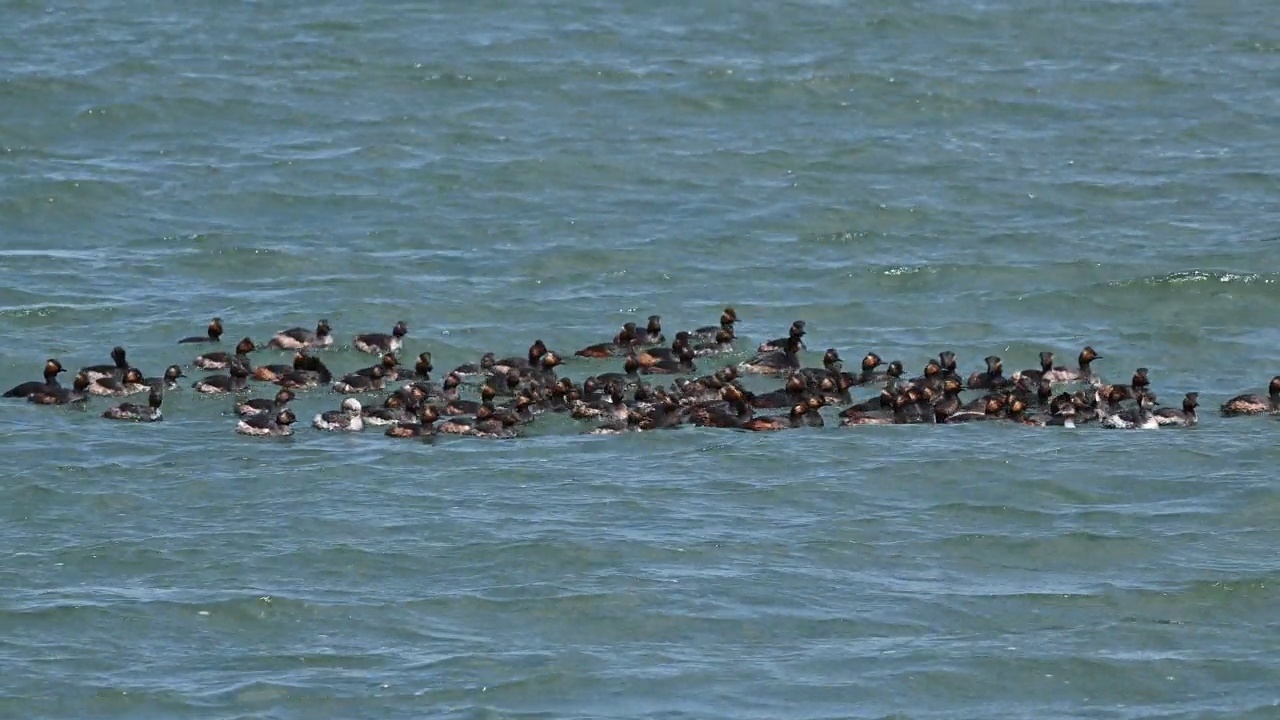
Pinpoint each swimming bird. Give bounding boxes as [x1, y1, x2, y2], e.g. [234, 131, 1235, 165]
[4, 359, 65, 399]
[178, 317, 223, 344]
[452, 353, 496, 378]
[81, 346, 129, 382]
[88, 367, 149, 397]
[354, 321, 408, 355]
[631, 315, 665, 346]
[576, 323, 637, 359]
[689, 307, 737, 342]
[267, 319, 333, 350]
[1045, 404, 1077, 428]
[967, 356, 1010, 390]
[332, 366, 386, 394]
[144, 365, 186, 390]
[361, 392, 418, 427]
[192, 359, 251, 395]
[195, 337, 256, 371]
[102, 385, 164, 422]
[691, 327, 735, 357]
[272, 352, 333, 390]
[1220, 377, 1280, 416]
[312, 398, 364, 432]
[739, 335, 802, 375]
[28, 371, 91, 406]
[798, 348, 843, 384]
[757, 320, 806, 353]
[1016, 352, 1056, 384]
[385, 405, 441, 438]
[396, 352, 434, 381]
[1099, 392, 1159, 430]
[1043, 346, 1102, 384]
[1154, 392, 1198, 427]
[236, 409, 298, 437]
[741, 403, 809, 432]
[235, 389, 296, 419]
[491, 340, 549, 374]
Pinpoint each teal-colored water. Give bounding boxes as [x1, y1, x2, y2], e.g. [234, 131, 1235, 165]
[3, 1, 1279, 718]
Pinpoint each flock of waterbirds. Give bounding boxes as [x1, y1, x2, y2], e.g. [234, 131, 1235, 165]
[4, 308, 1280, 438]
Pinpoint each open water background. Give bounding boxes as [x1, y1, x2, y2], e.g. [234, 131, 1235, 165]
[2, 1, 1279, 717]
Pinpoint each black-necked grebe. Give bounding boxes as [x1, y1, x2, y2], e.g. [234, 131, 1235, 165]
[4, 359, 65, 398]
[179, 317, 224, 344]
[354, 321, 408, 355]
[1220, 377, 1280, 416]
[267, 319, 333, 350]
[312, 398, 365, 432]
[102, 385, 164, 422]
[236, 409, 297, 437]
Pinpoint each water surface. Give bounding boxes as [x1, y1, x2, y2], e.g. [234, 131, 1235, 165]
[3, 1, 1280, 718]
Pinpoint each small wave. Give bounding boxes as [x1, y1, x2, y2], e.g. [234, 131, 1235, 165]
[880, 266, 929, 277]
[0, 249, 104, 261]
[1112, 270, 1278, 286]
[0, 304, 114, 317]
[1235, 39, 1280, 53]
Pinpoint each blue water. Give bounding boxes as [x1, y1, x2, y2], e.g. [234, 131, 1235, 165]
[3, 1, 1279, 717]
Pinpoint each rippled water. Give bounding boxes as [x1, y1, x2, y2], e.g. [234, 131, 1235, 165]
[3, 1, 1280, 717]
